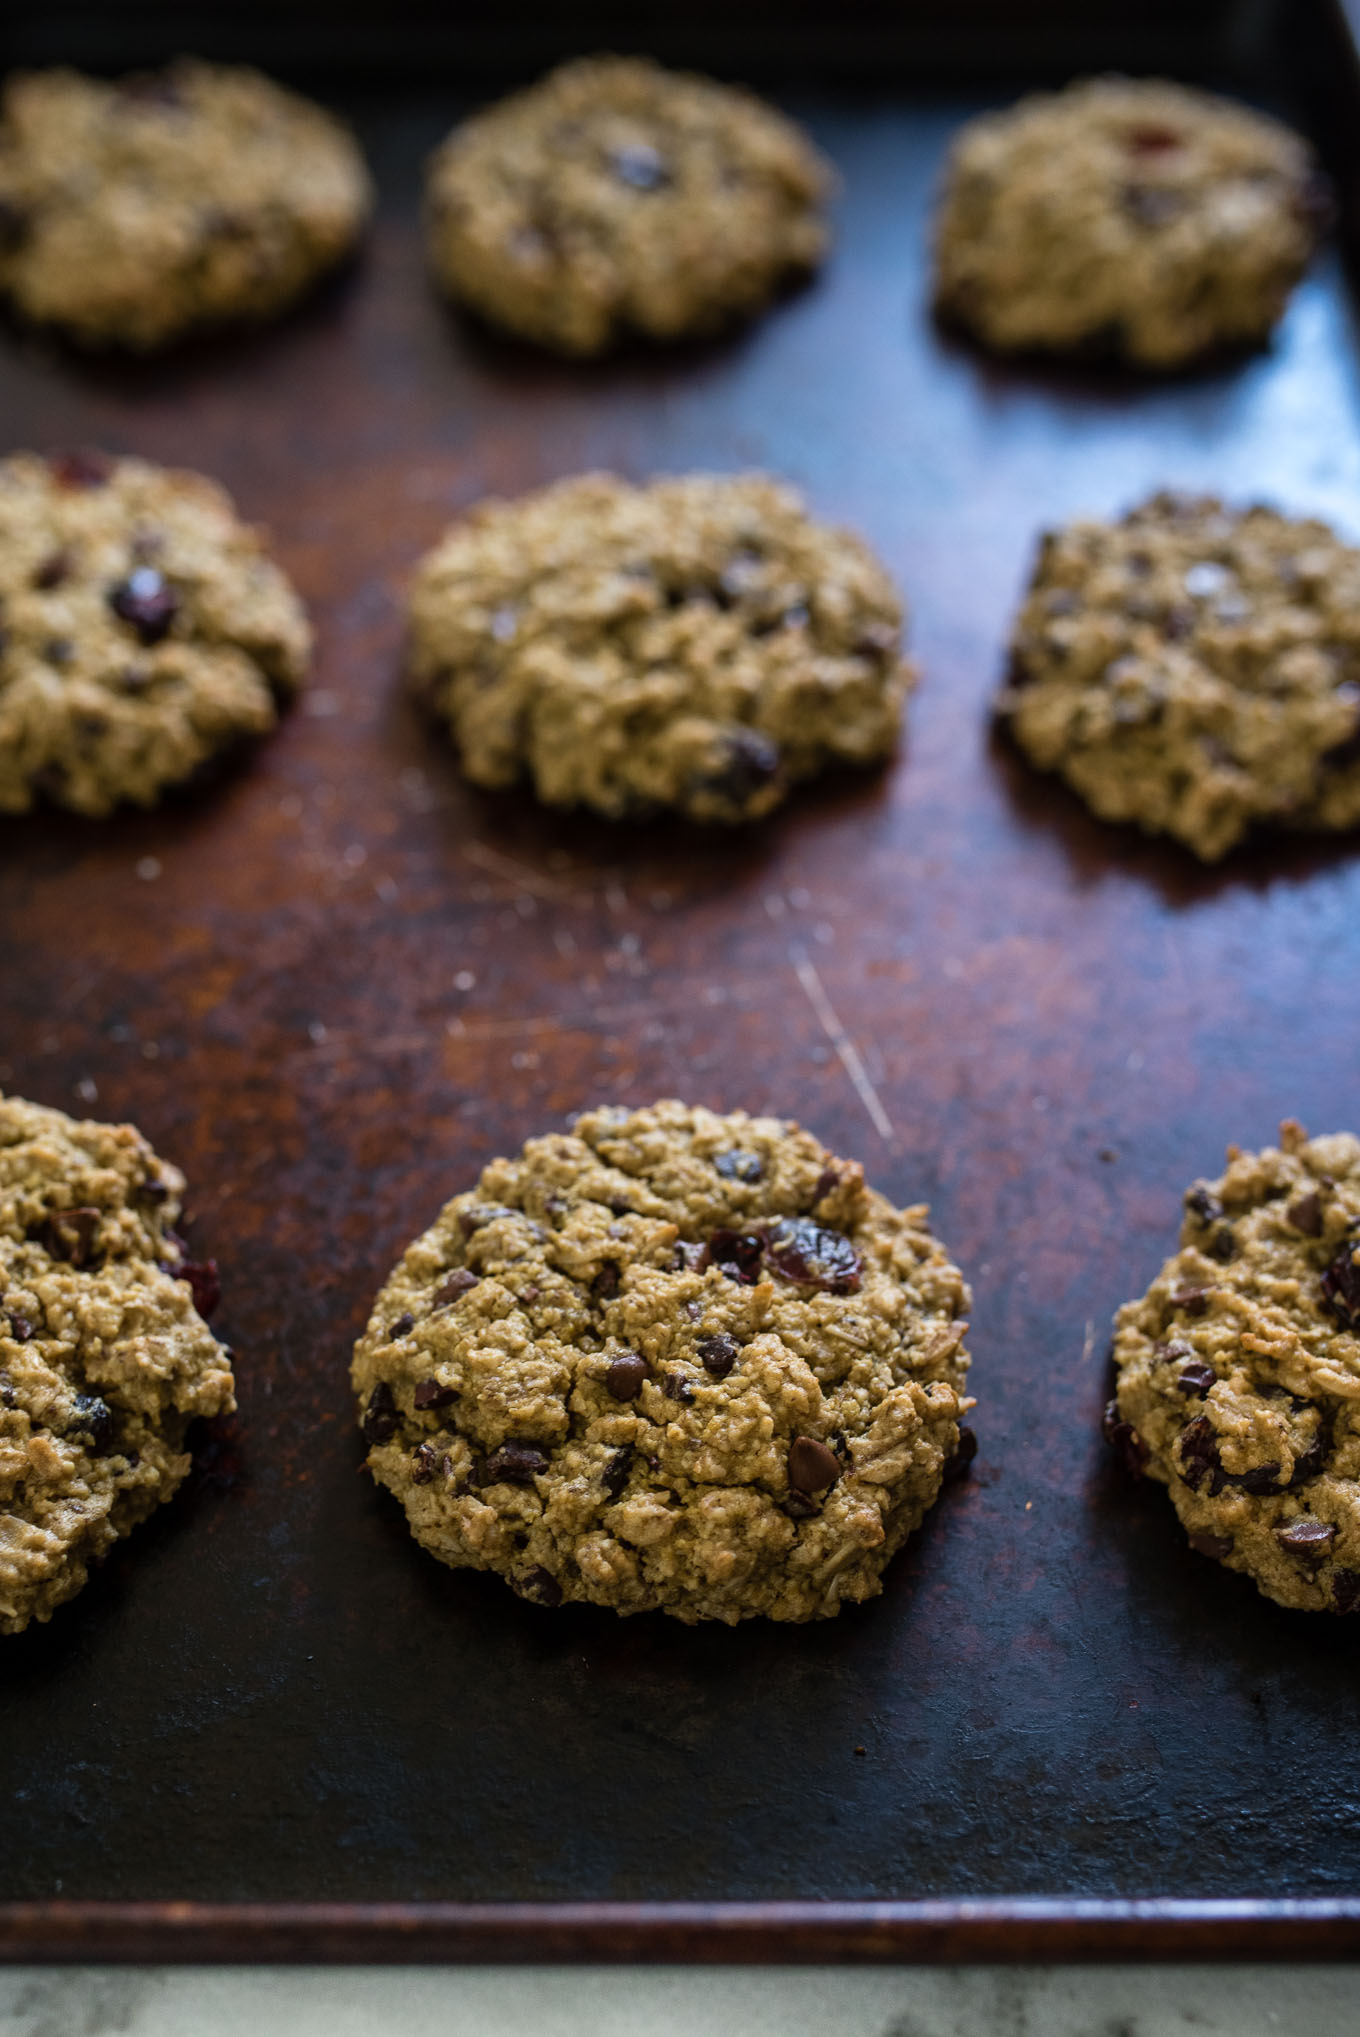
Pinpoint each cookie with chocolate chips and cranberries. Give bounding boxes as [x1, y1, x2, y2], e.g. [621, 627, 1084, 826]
[352, 1100, 973, 1624]
[997, 491, 1360, 861]
[0, 450, 310, 815]
[0, 60, 371, 349]
[424, 54, 833, 355]
[408, 471, 910, 824]
[0, 1092, 234, 1635]
[934, 77, 1327, 368]
[1107, 1121, 1360, 1615]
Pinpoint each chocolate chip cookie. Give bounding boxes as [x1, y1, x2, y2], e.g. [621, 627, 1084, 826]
[0, 1092, 234, 1635]
[408, 471, 910, 824]
[997, 491, 1360, 860]
[352, 1101, 974, 1624]
[0, 59, 372, 349]
[0, 449, 310, 816]
[1107, 1122, 1360, 1615]
[424, 54, 833, 355]
[935, 78, 1327, 368]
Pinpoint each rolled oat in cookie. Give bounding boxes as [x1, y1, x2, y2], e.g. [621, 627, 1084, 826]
[424, 54, 833, 355]
[352, 1100, 974, 1624]
[0, 59, 372, 349]
[1107, 1120, 1360, 1614]
[997, 491, 1360, 861]
[0, 1092, 234, 1636]
[0, 449, 310, 816]
[408, 471, 911, 824]
[934, 77, 1327, 368]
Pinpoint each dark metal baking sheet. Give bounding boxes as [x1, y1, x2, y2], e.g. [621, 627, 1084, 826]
[3, 0, 1360, 1962]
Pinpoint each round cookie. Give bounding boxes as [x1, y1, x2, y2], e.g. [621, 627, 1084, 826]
[0, 60, 372, 349]
[424, 54, 833, 355]
[408, 471, 911, 824]
[352, 1100, 974, 1625]
[0, 449, 310, 816]
[934, 77, 1327, 368]
[0, 1092, 234, 1635]
[1107, 1121, 1360, 1615]
[996, 491, 1360, 861]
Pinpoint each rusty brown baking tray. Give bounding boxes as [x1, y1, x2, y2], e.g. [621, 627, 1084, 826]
[3, 0, 1360, 1964]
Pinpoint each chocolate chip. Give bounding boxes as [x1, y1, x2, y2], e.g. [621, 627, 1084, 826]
[1288, 1192, 1324, 1236]
[697, 1332, 740, 1379]
[362, 1381, 398, 1445]
[1168, 1285, 1211, 1317]
[1155, 1337, 1192, 1361]
[457, 1202, 519, 1237]
[699, 727, 781, 809]
[518, 1565, 564, 1606]
[178, 1257, 220, 1320]
[663, 1372, 695, 1405]
[1174, 1359, 1216, 1397]
[7, 1313, 33, 1343]
[1275, 1517, 1335, 1565]
[49, 449, 111, 490]
[608, 141, 670, 190]
[1321, 1233, 1360, 1329]
[788, 1434, 841, 1494]
[433, 1268, 478, 1306]
[783, 1490, 819, 1520]
[410, 1442, 441, 1485]
[1176, 1413, 1222, 1494]
[602, 1445, 633, 1499]
[1333, 1569, 1360, 1613]
[483, 1442, 549, 1483]
[1185, 1185, 1224, 1223]
[1235, 1461, 1284, 1495]
[0, 198, 29, 251]
[0, 1370, 12, 1408]
[1102, 1399, 1150, 1479]
[592, 1262, 621, 1300]
[69, 1393, 114, 1451]
[764, 1216, 862, 1294]
[33, 549, 72, 591]
[413, 1377, 457, 1409]
[32, 1206, 101, 1267]
[714, 1149, 763, 1183]
[1188, 1530, 1233, 1560]
[942, 1426, 978, 1484]
[1288, 1426, 1328, 1487]
[701, 1229, 765, 1284]
[109, 567, 178, 646]
[135, 1176, 170, 1205]
[606, 1352, 650, 1401]
[389, 1313, 415, 1338]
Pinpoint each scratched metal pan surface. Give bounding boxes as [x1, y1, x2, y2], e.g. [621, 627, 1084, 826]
[2, 0, 1360, 1949]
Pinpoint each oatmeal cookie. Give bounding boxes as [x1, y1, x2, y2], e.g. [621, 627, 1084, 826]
[0, 1093, 234, 1635]
[0, 59, 372, 349]
[408, 471, 910, 823]
[424, 54, 833, 355]
[997, 491, 1360, 860]
[934, 77, 1327, 368]
[0, 448, 310, 816]
[1107, 1123, 1360, 1614]
[352, 1100, 973, 1625]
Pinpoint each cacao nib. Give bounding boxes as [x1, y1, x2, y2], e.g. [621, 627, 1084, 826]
[697, 1332, 740, 1379]
[483, 1442, 549, 1483]
[701, 1229, 765, 1284]
[108, 566, 178, 645]
[1102, 1399, 1150, 1478]
[605, 1352, 650, 1401]
[1287, 1192, 1323, 1236]
[518, 1565, 564, 1606]
[602, 1445, 633, 1499]
[788, 1434, 841, 1494]
[714, 1148, 763, 1183]
[389, 1313, 415, 1338]
[362, 1381, 399, 1445]
[1174, 1359, 1216, 1397]
[413, 1377, 457, 1409]
[942, 1426, 978, 1483]
[69, 1393, 114, 1451]
[1275, 1517, 1335, 1564]
[764, 1216, 862, 1293]
[1321, 1233, 1360, 1329]
[433, 1268, 478, 1306]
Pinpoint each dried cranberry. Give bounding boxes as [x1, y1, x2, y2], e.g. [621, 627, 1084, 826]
[810, 1167, 840, 1207]
[763, 1216, 862, 1294]
[1321, 1233, 1360, 1329]
[69, 1393, 114, 1451]
[413, 1377, 457, 1409]
[697, 1332, 740, 1379]
[701, 1229, 765, 1284]
[109, 567, 178, 645]
[714, 1149, 763, 1183]
[49, 449, 111, 490]
[1126, 122, 1184, 153]
[362, 1381, 399, 1445]
[483, 1442, 550, 1484]
[1176, 1414, 1223, 1494]
[1102, 1399, 1150, 1479]
[433, 1268, 478, 1306]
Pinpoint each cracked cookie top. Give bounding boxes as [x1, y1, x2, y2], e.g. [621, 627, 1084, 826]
[352, 1100, 973, 1624]
[0, 449, 310, 816]
[1109, 1121, 1360, 1614]
[935, 77, 1326, 368]
[0, 1092, 234, 1636]
[408, 470, 910, 824]
[0, 59, 372, 348]
[997, 491, 1360, 860]
[424, 54, 833, 355]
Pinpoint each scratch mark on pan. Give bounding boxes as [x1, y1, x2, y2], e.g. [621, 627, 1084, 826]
[462, 840, 593, 905]
[789, 944, 895, 1145]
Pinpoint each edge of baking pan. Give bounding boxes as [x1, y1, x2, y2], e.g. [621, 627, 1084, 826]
[0, 1900, 1359, 1963]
